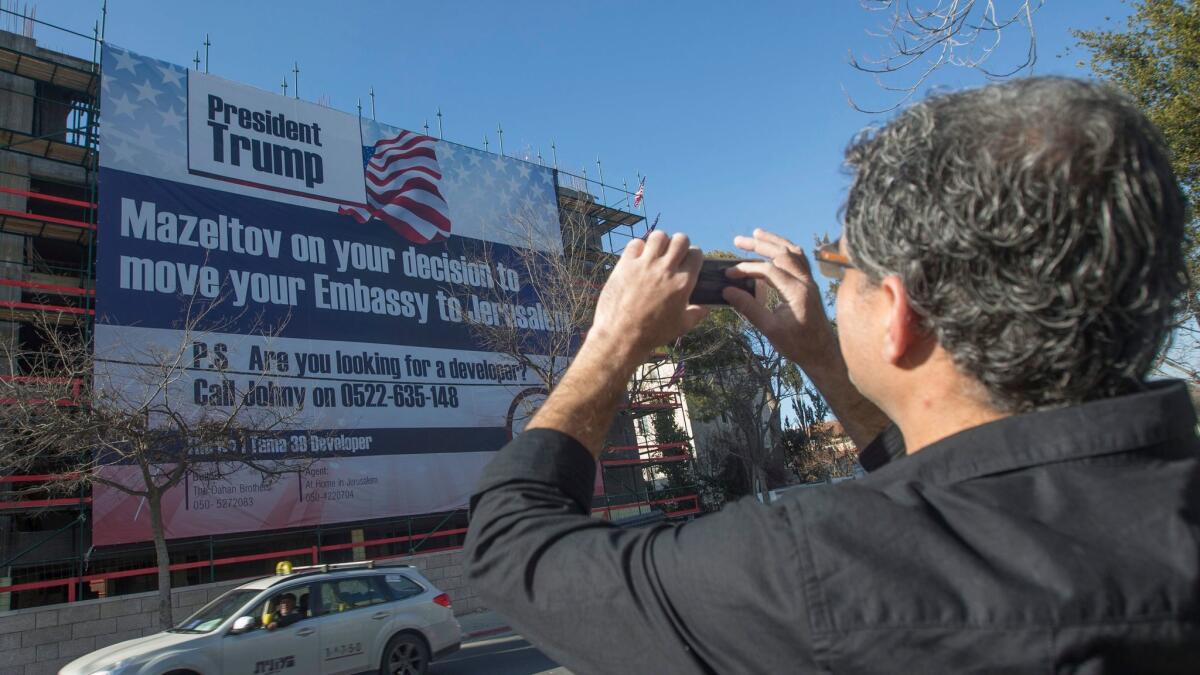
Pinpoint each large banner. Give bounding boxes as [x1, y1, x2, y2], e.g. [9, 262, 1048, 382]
[93, 45, 565, 545]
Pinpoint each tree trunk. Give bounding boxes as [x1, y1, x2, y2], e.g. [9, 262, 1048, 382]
[754, 464, 771, 505]
[146, 489, 174, 629]
[764, 386, 782, 448]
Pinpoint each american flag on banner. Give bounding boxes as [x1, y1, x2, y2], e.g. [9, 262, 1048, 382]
[633, 177, 645, 209]
[339, 131, 452, 244]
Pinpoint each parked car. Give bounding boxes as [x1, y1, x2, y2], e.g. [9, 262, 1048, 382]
[59, 560, 461, 675]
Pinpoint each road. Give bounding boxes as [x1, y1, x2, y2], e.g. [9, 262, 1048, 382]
[434, 632, 572, 675]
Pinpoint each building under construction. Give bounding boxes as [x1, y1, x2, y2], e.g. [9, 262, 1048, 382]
[0, 13, 701, 612]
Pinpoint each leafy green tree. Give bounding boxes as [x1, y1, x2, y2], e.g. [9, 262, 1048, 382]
[676, 252, 806, 503]
[649, 410, 694, 490]
[784, 386, 833, 483]
[643, 410, 700, 513]
[1074, 1, 1200, 323]
[783, 386, 859, 484]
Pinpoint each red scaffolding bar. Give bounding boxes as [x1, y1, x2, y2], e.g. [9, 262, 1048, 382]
[0, 527, 470, 600]
[601, 441, 692, 467]
[0, 185, 96, 209]
[592, 493, 701, 520]
[0, 207, 94, 231]
[0, 278, 93, 296]
[0, 375, 83, 405]
[619, 390, 683, 414]
[0, 206, 94, 242]
[0, 471, 83, 483]
[0, 299, 93, 316]
[0, 496, 92, 511]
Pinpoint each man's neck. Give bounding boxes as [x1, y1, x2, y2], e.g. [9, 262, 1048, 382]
[886, 375, 1008, 455]
[898, 407, 1009, 454]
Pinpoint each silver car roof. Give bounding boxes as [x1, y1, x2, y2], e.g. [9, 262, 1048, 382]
[234, 560, 416, 591]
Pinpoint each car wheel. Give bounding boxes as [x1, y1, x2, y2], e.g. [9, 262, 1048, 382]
[381, 632, 430, 675]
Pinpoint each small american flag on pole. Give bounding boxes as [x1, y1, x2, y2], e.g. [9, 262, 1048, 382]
[665, 359, 686, 387]
[339, 131, 452, 244]
[632, 177, 645, 209]
[639, 213, 661, 241]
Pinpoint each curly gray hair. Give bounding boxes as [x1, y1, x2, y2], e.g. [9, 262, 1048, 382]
[842, 77, 1188, 413]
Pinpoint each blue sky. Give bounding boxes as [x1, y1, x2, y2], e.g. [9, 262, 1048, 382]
[36, 1, 1131, 266]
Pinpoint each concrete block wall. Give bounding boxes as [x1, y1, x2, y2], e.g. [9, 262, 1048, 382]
[0, 548, 479, 675]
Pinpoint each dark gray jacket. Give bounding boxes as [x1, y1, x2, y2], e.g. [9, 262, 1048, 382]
[465, 381, 1200, 673]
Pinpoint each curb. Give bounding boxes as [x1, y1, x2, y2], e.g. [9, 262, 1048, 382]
[464, 624, 513, 640]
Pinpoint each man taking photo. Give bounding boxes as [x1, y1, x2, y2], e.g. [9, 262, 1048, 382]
[464, 77, 1199, 673]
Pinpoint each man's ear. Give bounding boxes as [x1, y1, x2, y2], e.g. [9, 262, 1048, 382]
[878, 275, 924, 366]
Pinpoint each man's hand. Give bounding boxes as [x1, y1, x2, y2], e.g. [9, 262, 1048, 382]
[724, 228, 837, 373]
[589, 230, 708, 364]
[525, 231, 707, 456]
[725, 228, 891, 450]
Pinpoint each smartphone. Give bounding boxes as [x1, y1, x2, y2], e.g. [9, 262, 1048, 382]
[689, 258, 756, 305]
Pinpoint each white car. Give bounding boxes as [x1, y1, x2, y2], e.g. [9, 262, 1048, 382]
[60, 560, 462, 675]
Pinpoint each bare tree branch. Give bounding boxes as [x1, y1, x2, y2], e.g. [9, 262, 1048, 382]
[848, 0, 1043, 112]
[453, 201, 612, 396]
[0, 294, 310, 628]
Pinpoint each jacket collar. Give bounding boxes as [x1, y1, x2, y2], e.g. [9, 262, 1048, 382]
[859, 380, 1198, 485]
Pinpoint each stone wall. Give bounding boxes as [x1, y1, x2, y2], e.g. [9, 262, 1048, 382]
[0, 549, 477, 675]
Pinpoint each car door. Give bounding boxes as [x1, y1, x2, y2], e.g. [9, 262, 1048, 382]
[223, 586, 320, 675]
[315, 577, 392, 675]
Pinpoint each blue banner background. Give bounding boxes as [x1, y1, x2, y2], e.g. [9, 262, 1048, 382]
[96, 167, 563, 351]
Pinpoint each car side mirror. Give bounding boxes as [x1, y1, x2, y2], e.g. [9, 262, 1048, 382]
[229, 615, 257, 634]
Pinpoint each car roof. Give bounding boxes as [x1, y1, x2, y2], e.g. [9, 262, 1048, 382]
[235, 560, 415, 591]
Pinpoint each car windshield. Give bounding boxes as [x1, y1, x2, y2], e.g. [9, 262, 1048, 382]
[170, 589, 260, 633]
